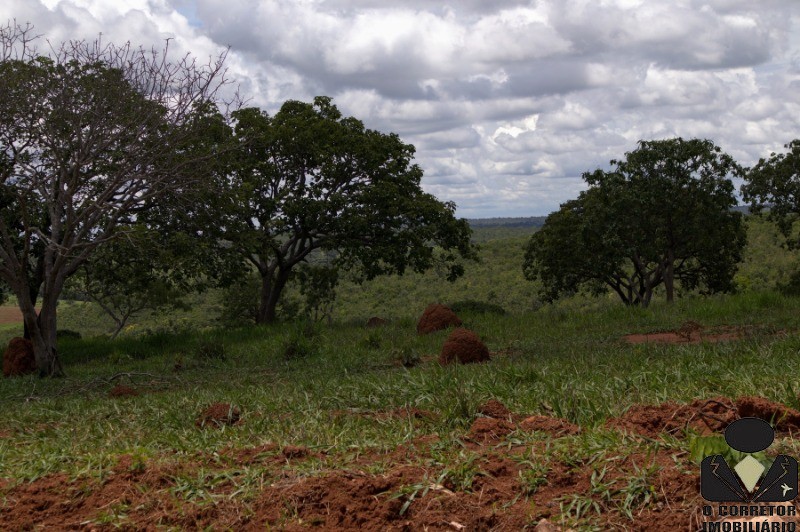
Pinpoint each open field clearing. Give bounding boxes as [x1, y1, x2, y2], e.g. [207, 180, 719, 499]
[2, 291, 800, 529]
[0, 306, 23, 325]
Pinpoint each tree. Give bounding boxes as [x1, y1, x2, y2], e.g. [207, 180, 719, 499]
[524, 138, 746, 307]
[742, 140, 800, 246]
[215, 97, 476, 324]
[0, 22, 230, 375]
[64, 225, 207, 338]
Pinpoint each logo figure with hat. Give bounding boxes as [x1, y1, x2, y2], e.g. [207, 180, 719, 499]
[701, 417, 798, 502]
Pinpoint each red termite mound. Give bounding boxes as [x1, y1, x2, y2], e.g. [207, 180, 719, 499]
[439, 328, 491, 365]
[3, 337, 36, 377]
[416, 304, 461, 335]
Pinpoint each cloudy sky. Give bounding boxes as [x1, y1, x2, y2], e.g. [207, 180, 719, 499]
[3, 0, 799, 217]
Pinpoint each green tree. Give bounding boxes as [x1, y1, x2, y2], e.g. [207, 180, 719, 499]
[0, 22, 229, 375]
[524, 138, 746, 307]
[742, 140, 800, 245]
[64, 225, 210, 338]
[215, 97, 476, 324]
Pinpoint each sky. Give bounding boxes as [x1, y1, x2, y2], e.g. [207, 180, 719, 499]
[2, 0, 799, 218]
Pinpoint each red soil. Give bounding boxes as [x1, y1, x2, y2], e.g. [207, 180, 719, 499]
[416, 303, 462, 335]
[2, 337, 36, 377]
[4, 397, 800, 530]
[196, 403, 241, 428]
[439, 328, 491, 365]
[108, 385, 140, 398]
[607, 395, 800, 438]
[478, 398, 513, 419]
[0, 306, 24, 325]
[622, 321, 773, 345]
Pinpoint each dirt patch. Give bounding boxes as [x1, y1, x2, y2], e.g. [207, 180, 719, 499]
[0, 431, 759, 531]
[281, 445, 313, 460]
[478, 399, 512, 419]
[607, 395, 800, 438]
[3, 337, 36, 377]
[108, 384, 140, 398]
[366, 317, 389, 328]
[5, 397, 799, 530]
[622, 321, 772, 345]
[196, 403, 241, 428]
[467, 416, 516, 442]
[520, 415, 581, 437]
[607, 397, 737, 437]
[439, 328, 491, 365]
[735, 396, 800, 431]
[416, 303, 462, 335]
[0, 306, 24, 325]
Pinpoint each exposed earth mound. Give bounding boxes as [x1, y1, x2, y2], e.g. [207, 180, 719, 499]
[478, 399, 512, 419]
[416, 303, 462, 335]
[196, 403, 241, 428]
[468, 416, 515, 441]
[3, 337, 36, 377]
[607, 395, 800, 438]
[520, 415, 581, 437]
[468, 399, 580, 442]
[366, 317, 388, 328]
[108, 385, 139, 398]
[439, 328, 491, 365]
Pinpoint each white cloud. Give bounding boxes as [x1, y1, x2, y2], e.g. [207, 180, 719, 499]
[2, 0, 800, 217]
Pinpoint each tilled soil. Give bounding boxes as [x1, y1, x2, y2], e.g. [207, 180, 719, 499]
[1, 397, 798, 530]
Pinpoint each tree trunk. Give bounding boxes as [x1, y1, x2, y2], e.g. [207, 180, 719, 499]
[256, 269, 291, 324]
[20, 295, 65, 377]
[664, 252, 675, 304]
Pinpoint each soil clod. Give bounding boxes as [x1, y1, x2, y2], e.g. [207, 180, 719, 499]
[108, 385, 140, 398]
[478, 399, 512, 419]
[196, 403, 241, 428]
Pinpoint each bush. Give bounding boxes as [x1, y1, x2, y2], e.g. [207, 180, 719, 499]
[56, 329, 82, 340]
[777, 269, 800, 297]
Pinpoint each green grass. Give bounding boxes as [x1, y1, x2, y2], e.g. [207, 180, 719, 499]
[2, 220, 800, 527]
[2, 289, 800, 485]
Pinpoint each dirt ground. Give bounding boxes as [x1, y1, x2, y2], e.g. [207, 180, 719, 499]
[2, 396, 798, 530]
[0, 306, 23, 325]
[623, 321, 784, 345]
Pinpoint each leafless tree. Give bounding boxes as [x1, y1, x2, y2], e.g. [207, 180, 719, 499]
[0, 21, 232, 376]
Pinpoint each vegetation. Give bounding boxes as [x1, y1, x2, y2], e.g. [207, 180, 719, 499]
[212, 98, 476, 324]
[742, 139, 800, 245]
[0, 22, 229, 376]
[524, 138, 746, 307]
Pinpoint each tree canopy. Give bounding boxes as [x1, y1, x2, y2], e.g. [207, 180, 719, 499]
[211, 97, 476, 324]
[742, 139, 800, 246]
[524, 138, 746, 307]
[0, 22, 230, 375]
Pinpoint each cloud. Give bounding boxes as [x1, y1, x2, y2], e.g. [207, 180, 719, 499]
[2, 0, 800, 217]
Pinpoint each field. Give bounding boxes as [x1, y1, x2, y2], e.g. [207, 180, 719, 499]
[1, 220, 800, 530]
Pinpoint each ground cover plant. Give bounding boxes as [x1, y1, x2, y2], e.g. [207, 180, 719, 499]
[3, 284, 800, 529]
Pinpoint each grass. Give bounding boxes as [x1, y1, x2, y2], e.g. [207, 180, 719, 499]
[2, 290, 800, 484]
[2, 220, 800, 527]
